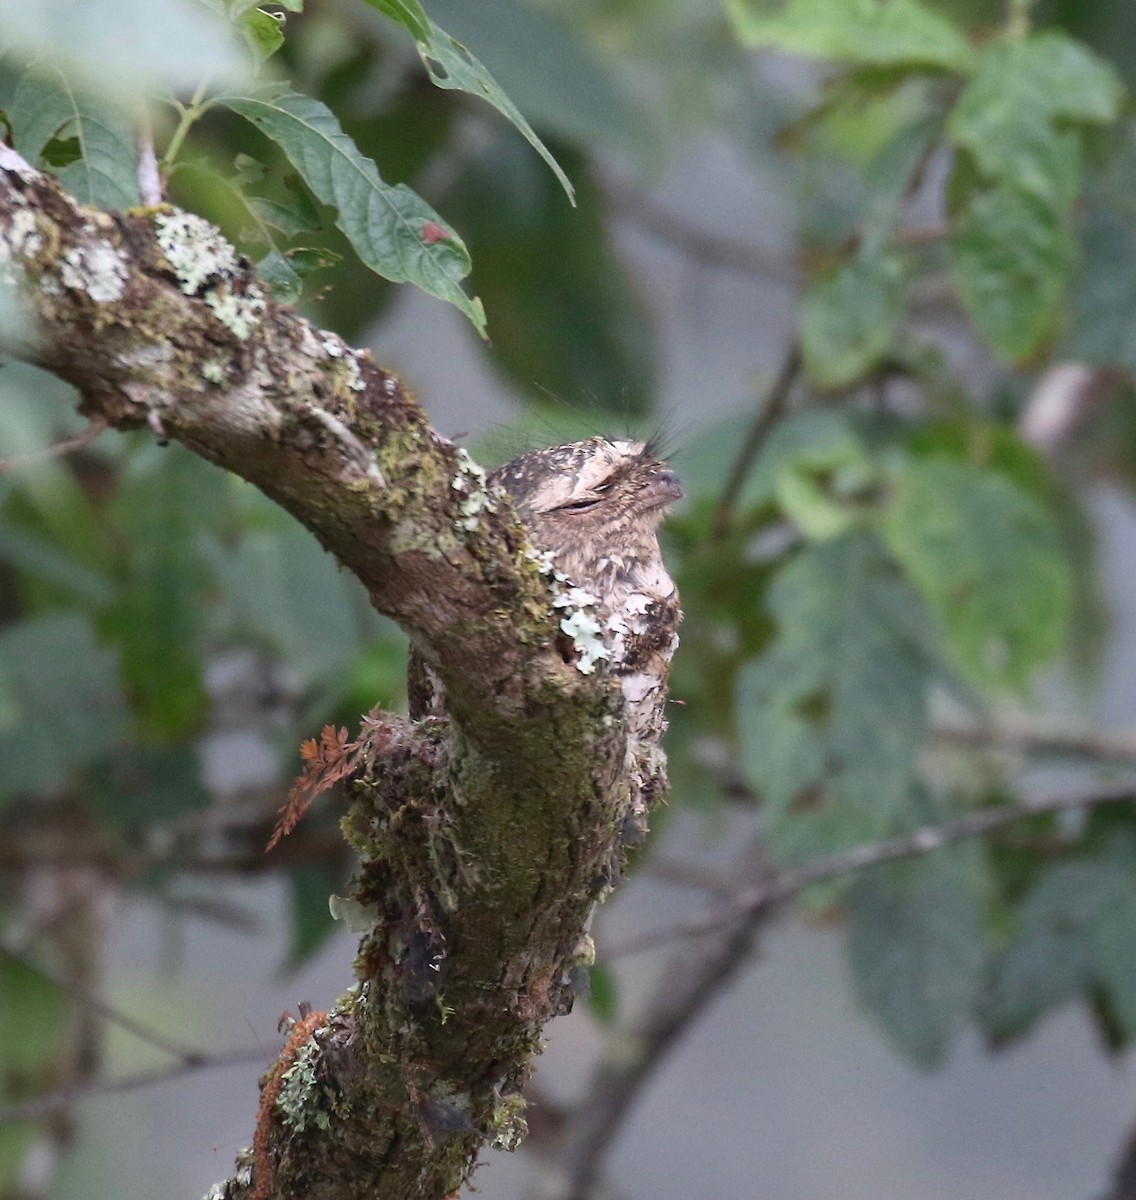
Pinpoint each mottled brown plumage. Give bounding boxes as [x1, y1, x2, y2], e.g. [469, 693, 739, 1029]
[414, 437, 682, 846]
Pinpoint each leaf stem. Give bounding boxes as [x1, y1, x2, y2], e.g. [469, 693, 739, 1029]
[161, 78, 213, 171]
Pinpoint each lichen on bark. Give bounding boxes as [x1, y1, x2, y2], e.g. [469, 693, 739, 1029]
[0, 151, 660, 1200]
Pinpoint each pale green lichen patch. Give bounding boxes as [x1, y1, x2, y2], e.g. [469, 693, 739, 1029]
[1, 206, 43, 271]
[58, 239, 129, 302]
[277, 1036, 333, 1133]
[204, 283, 266, 339]
[528, 550, 610, 675]
[154, 210, 239, 294]
[153, 209, 266, 339]
[451, 448, 499, 532]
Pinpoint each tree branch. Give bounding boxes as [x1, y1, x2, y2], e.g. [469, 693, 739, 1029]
[0, 152, 643, 1199]
[541, 778, 1136, 1198]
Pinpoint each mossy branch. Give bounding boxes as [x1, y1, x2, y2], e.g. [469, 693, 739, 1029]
[0, 149, 636, 1199]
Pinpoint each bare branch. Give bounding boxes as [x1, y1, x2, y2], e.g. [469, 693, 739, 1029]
[0, 415, 107, 473]
[599, 171, 798, 284]
[710, 340, 802, 539]
[0, 156, 641, 1200]
[0, 939, 208, 1065]
[0, 1046, 270, 1127]
[933, 717, 1136, 766]
[604, 778, 1136, 961]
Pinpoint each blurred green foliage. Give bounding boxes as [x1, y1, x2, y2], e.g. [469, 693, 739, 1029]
[7, 0, 1136, 1185]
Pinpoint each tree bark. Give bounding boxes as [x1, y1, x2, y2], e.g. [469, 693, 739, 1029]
[0, 149, 640, 1199]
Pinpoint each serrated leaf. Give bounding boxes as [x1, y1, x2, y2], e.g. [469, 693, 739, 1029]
[1065, 205, 1136, 375]
[425, 0, 656, 168]
[949, 181, 1073, 361]
[0, 612, 128, 802]
[738, 531, 931, 862]
[414, 19, 574, 204]
[882, 457, 1071, 690]
[216, 86, 485, 333]
[237, 8, 285, 67]
[949, 33, 1120, 212]
[442, 133, 655, 413]
[849, 843, 986, 1067]
[10, 67, 140, 210]
[102, 446, 213, 739]
[982, 854, 1132, 1036]
[727, 0, 973, 72]
[801, 247, 905, 389]
[364, 0, 430, 43]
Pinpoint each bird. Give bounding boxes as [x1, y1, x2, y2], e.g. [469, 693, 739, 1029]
[443, 436, 683, 842]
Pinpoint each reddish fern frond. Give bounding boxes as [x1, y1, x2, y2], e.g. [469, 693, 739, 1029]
[266, 725, 362, 851]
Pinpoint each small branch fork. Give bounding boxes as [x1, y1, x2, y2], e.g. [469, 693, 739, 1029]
[0, 144, 643, 1200]
[544, 777, 1136, 1199]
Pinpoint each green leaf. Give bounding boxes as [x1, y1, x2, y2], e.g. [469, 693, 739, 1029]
[442, 133, 655, 413]
[237, 8, 286, 66]
[424, 0, 656, 168]
[1092, 880, 1136, 1036]
[774, 433, 881, 539]
[359, 0, 575, 197]
[982, 852, 1133, 1036]
[727, 0, 974, 72]
[90, 744, 209, 829]
[284, 864, 342, 972]
[881, 457, 1071, 690]
[2, 0, 245, 99]
[738, 531, 931, 861]
[586, 962, 618, 1025]
[0, 524, 115, 606]
[10, 67, 140, 210]
[1065, 205, 1136, 375]
[216, 85, 486, 333]
[364, 0, 431, 43]
[948, 33, 1121, 212]
[801, 247, 906, 388]
[102, 447, 212, 739]
[0, 612, 128, 803]
[206, 521, 364, 686]
[849, 842, 986, 1067]
[948, 181, 1074, 361]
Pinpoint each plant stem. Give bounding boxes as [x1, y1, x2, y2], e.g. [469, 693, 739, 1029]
[161, 78, 213, 171]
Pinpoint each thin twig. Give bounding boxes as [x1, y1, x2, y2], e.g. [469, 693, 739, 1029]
[932, 718, 1136, 765]
[710, 341, 802, 539]
[554, 778, 1136, 1199]
[0, 939, 209, 1065]
[0, 1045, 270, 1126]
[603, 777, 1136, 960]
[0, 416, 107, 474]
[598, 172, 798, 284]
[557, 836, 776, 1200]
